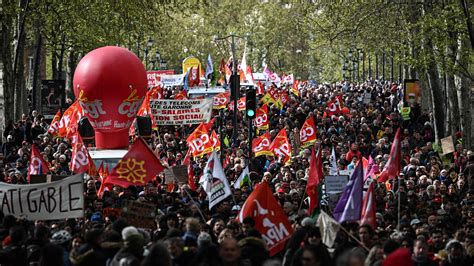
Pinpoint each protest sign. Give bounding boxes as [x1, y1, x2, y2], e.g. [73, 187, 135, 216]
[163, 165, 188, 184]
[150, 99, 213, 125]
[404, 79, 421, 104]
[121, 200, 156, 229]
[0, 174, 84, 220]
[325, 175, 349, 194]
[339, 169, 354, 177]
[363, 93, 371, 104]
[160, 74, 184, 87]
[147, 70, 175, 88]
[441, 136, 455, 155]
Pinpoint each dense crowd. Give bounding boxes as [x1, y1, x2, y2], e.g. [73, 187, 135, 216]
[0, 79, 472, 266]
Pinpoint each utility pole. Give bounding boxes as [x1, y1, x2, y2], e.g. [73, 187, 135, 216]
[213, 33, 247, 146]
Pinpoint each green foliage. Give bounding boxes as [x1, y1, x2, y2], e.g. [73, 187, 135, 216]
[6, 0, 474, 81]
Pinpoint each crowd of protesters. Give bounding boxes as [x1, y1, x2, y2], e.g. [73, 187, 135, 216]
[0, 79, 472, 266]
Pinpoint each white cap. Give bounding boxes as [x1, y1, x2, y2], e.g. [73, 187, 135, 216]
[121, 226, 139, 240]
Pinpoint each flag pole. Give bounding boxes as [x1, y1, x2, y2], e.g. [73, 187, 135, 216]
[171, 174, 207, 222]
[297, 190, 306, 213]
[397, 177, 401, 231]
[338, 223, 370, 252]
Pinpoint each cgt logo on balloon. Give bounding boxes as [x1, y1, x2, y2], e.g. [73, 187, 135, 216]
[78, 88, 143, 130]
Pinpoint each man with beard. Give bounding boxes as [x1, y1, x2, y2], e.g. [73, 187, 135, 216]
[412, 238, 437, 266]
[429, 230, 444, 253]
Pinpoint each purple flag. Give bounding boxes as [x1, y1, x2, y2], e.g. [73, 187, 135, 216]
[333, 161, 364, 223]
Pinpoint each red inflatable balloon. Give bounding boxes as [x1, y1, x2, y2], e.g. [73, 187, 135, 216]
[73, 46, 146, 149]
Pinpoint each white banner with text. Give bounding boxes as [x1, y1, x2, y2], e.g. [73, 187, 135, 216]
[0, 174, 84, 220]
[150, 99, 213, 125]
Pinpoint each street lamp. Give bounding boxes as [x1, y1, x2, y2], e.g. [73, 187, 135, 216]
[144, 38, 154, 70]
[342, 60, 348, 81]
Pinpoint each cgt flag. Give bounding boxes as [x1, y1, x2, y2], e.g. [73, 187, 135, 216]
[326, 95, 343, 116]
[186, 123, 213, 158]
[58, 101, 83, 138]
[70, 132, 97, 176]
[199, 151, 232, 210]
[270, 129, 291, 164]
[254, 105, 269, 130]
[213, 92, 229, 110]
[252, 133, 273, 157]
[28, 144, 49, 183]
[300, 116, 317, 149]
[210, 130, 220, 152]
[237, 182, 293, 256]
[99, 138, 165, 197]
[47, 110, 61, 136]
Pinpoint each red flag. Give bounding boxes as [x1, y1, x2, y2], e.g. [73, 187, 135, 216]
[360, 182, 376, 229]
[255, 105, 269, 130]
[28, 144, 49, 183]
[58, 101, 82, 138]
[181, 150, 196, 191]
[268, 87, 280, 103]
[269, 129, 291, 163]
[237, 182, 293, 256]
[99, 138, 165, 197]
[210, 130, 221, 152]
[204, 117, 216, 132]
[218, 58, 226, 73]
[182, 149, 191, 166]
[377, 128, 401, 183]
[290, 80, 300, 97]
[229, 97, 246, 111]
[148, 85, 163, 99]
[98, 162, 107, 180]
[300, 116, 317, 148]
[186, 124, 213, 157]
[306, 147, 323, 215]
[136, 87, 158, 130]
[361, 156, 369, 176]
[70, 132, 97, 176]
[278, 91, 290, 107]
[189, 66, 200, 87]
[174, 90, 188, 100]
[252, 132, 273, 157]
[326, 95, 343, 116]
[47, 110, 61, 136]
[257, 81, 265, 95]
[213, 92, 230, 109]
[187, 163, 196, 191]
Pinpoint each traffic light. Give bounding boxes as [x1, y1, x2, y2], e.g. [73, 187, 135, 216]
[246, 87, 257, 118]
